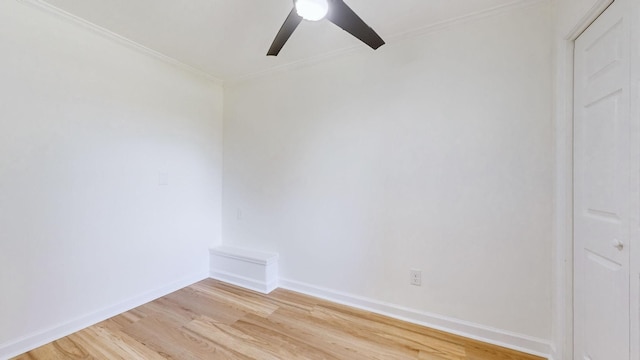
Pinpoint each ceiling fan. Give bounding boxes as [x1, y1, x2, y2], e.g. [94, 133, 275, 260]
[267, 0, 385, 56]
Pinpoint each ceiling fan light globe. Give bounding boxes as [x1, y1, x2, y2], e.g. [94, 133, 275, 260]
[295, 0, 329, 21]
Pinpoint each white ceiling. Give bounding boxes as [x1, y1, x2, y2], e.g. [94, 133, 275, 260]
[41, 0, 518, 81]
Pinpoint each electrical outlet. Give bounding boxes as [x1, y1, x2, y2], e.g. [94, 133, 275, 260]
[410, 269, 422, 286]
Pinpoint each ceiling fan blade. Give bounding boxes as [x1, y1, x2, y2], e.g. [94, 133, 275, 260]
[326, 0, 385, 50]
[267, 8, 303, 56]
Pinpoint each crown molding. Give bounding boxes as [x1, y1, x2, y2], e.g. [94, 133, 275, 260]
[15, 0, 224, 85]
[386, 0, 549, 44]
[15, 0, 549, 86]
[229, 0, 550, 85]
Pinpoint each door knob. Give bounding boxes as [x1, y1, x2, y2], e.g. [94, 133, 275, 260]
[612, 239, 624, 251]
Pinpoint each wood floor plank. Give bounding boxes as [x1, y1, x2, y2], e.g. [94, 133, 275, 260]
[265, 307, 423, 360]
[69, 325, 165, 360]
[229, 313, 338, 360]
[13, 336, 95, 360]
[308, 304, 467, 359]
[123, 314, 218, 360]
[13, 279, 545, 360]
[185, 316, 285, 360]
[162, 287, 246, 325]
[190, 281, 278, 318]
[107, 307, 147, 329]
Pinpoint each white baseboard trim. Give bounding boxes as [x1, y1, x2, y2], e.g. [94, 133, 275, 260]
[279, 278, 553, 360]
[0, 271, 209, 360]
[209, 246, 279, 294]
[209, 270, 278, 294]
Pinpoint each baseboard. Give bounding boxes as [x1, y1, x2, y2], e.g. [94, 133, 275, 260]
[209, 270, 278, 294]
[279, 278, 553, 359]
[0, 271, 209, 360]
[209, 247, 278, 294]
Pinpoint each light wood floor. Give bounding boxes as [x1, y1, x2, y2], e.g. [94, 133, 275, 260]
[14, 279, 544, 360]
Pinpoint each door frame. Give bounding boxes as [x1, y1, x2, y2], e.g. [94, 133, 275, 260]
[554, 1, 614, 359]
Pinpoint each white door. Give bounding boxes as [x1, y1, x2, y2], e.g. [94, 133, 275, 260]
[574, 0, 631, 359]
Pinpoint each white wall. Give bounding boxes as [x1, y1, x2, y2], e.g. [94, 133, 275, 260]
[223, 1, 552, 345]
[0, 1, 223, 357]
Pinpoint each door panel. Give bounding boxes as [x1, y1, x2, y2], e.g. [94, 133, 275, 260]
[631, 0, 640, 357]
[574, 1, 631, 359]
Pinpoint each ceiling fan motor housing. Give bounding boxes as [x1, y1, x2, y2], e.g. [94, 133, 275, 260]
[295, 0, 329, 21]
